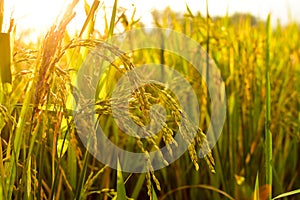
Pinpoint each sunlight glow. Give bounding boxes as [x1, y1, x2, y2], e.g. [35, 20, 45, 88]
[5, 0, 70, 31]
[3, 0, 300, 43]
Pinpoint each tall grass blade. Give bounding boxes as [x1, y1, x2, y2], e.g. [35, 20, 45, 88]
[108, 0, 118, 38]
[4, 77, 34, 198]
[0, 33, 12, 84]
[206, 0, 210, 87]
[117, 159, 127, 200]
[57, 138, 69, 158]
[253, 173, 260, 200]
[185, 3, 194, 18]
[24, 121, 40, 199]
[25, 158, 32, 199]
[272, 189, 300, 200]
[0, 110, 6, 199]
[79, 0, 100, 38]
[152, 185, 158, 200]
[131, 173, 146, 199]
[265, 13, 272, 200]
[74, 148, 89, 200]
[68, 142, 78, 191]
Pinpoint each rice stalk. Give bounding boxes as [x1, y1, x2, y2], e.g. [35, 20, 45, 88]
[265, 13, 272, 200]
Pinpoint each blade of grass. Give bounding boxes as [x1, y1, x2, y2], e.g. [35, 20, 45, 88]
[4, 74, 34, 198]
[117, 159, 126, 200]
[24, 121, 41, 200]
[206, 0, 210, 88]
[152, 185, 158, 200]
[67, 141, 78, 191]
[160, 184, 235, 200]
[37, 134, 45, 200]
[185, 3, 194, 18]
[265, 13, 272, 200]
[0, 112, 6, 199]
[0, 33, 12, 84]
[79, 0, 100, 38]
[78, 0, 100, 68]
[25, 157, 32, 200]
[272, 189, 300, 200]
[108, 0, 118, 38]
[131, 173, 146, 199]
[74, 146, 90, 200]
[253, 173, 260, 200]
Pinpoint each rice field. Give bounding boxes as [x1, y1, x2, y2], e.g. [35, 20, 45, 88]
[0, 0, 300, 199]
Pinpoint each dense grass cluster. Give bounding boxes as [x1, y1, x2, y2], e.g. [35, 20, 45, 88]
[0, 0, 300, 199]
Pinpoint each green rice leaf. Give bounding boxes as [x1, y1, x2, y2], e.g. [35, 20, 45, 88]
[26, 158, 32, 199]
[253, 173, 260, 200]
[57, 138, 69, 158]
[117, 159, 126, 200]
[272, 189, 300, 199]
[265, 13, 272, 200]
[131, 173, 145, 199]
[108, 0, 118, 38]
[0, 33, 12, 84]
[185, 3, 194, 18]
[79, 0, 100, 38]
[152, 186, 158, 200]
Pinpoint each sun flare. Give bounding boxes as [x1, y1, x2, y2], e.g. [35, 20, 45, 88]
[4, 0, 151, 43]
[3, 0, 300, 43]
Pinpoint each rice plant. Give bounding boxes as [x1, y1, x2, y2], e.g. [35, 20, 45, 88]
[0, 0, 300, 199]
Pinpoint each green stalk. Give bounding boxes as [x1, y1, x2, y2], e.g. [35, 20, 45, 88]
[108, 0, 118, 38]
[117, 159, 127, 199]
[206, 0, 210, 88]
[4, 77, 34, 198]
[265, 13, 272, 200]
[74, 142, 90, 200]
[0, 33, 12, 85]
[131, 173, 146, 199]
[79, 0, 100, 38]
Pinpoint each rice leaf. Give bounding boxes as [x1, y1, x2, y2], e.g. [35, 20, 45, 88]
[25, 158, 32, 199]
[108, 0, 118, 38]
[74, 148, 89, 200]
[0, 33, 12, 84]
[265, 13, 272, 200]
[272, 189, 300, 200]
[253, 173, 260, 200]
[185, 3, 194, 18]
[57, 138, 69, 158]
[152, 186, 158, 200]
[117, 159, 127, 200]
[79, 0, 100, 38]
[67, 143, 77, 190]
[131, 173, 146, 199]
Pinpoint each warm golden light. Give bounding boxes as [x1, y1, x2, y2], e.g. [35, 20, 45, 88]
[3, 0, 300, 43]
[4, 0, 70, 34]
